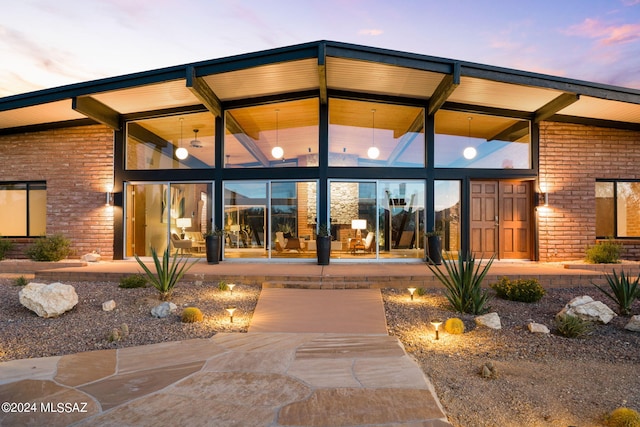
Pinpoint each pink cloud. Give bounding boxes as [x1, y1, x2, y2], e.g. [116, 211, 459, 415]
[565, 18, 640, 46]
[358, 29, 383, 36]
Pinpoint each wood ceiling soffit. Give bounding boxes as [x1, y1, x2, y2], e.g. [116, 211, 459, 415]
[318, 45, 328, 105]
[428, 63, 460, 116]
[487, 121, 529, 142]
[186, 66, 222, 117]
[534, 93, 579, 123]
[225, 112, 269, 167]
[72, 96, 121, 130]
[128, 122, 168, 149]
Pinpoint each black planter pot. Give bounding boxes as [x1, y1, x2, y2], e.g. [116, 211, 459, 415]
[317, 236, 331, 265]
[426, 235, 442, 265]
[205, 235, 221, 264]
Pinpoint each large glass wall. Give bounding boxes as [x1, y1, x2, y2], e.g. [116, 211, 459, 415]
[124, 182, 212, 257]
[224, 99, 319, 168]
[435, 180, 461, 257]
[126, 111, 215, 170]
[435, 110, 530, 169]
[329, 99, 425, 167]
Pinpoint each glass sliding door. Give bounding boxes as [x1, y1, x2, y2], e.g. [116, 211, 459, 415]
[224, 182, 267, 259]
[378, 181, 425, 260]
[124, 182, 212, 257]
[434, 180, 461, 258]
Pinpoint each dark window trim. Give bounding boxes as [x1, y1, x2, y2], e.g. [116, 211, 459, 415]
[596, 179, 640, 239]
[0, 180, 46, 238]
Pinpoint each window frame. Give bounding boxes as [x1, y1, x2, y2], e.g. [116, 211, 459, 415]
[0, 181, 47, 238]
[596, 179, 640, 239]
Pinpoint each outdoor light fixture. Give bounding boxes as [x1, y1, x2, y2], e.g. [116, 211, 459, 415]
[227, 283, 235, 295]
[176, 218, 192, 239]
[176, 118, 189, 160]
[463, 117, 477, 160]
[271, 109, 284, 159]
[226, 306, 237, 323]
[106, 191, 114, 206]
[351, 219, 367, 240]
[431, 319, 443, 340]
[543, 192, 549, 207]
[407, 287, 416, 301]
[367, 109, 380, 159]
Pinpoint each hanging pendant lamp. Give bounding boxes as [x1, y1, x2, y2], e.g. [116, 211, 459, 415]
[463, 117, 477, 160]
[176, 117, 189, 160]
[367, 109, 380, 159]
[271, 109, 284, 159]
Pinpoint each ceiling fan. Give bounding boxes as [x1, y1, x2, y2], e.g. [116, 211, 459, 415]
[190, 129, 203, 148]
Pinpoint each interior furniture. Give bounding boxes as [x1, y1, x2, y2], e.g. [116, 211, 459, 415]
[171, 233, 192, 254]
[275, 231, 306, 252]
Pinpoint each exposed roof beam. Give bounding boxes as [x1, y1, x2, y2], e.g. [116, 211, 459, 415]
[534, 93, 579, 123]
[225, 113, 270, 167]
[428, 63, 460, 115]
[318, 44, 328, 105]
[387, 111, 424, 165]
[127, 122, 209, 168]
[72, 96, 121, 130]
[487, 121, 529, 142]
[186, 66, 222, 117]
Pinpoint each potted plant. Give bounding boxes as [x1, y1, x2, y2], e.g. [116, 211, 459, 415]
[316, 223, 331, 265]
[424, 230, 442, 265]
[204, 226, 224, 264]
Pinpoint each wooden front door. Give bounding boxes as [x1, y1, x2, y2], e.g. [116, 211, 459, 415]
[470, 180, 531, 259]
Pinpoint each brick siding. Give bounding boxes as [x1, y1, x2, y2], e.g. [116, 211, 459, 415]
[539, 122, 640, 261]
[0, 125, 114, 260]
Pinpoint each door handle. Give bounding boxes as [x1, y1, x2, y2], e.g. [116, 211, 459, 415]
[495, 215, 499, 227]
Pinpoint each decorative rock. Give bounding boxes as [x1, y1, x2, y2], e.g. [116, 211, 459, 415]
[480, 362, 498, 379]
[151, 302, 177, 318]
[556, 295, 616, 324]
[19, 282, 78, 318]
[475, 312, 502, 330]
[527, 322, 550, 334]
[82, 252, 101, 262]
[625, 315, 640, 332]
[102, 300, 116, 312]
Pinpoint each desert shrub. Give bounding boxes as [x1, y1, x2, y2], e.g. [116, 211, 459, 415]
[134, 247, 196, 301]
[585, 240, 621, 264]
[26, 234, 71, 261]
[119, 274, 147, 289]
[181, 307, 204, 323]
[427, 251, 493, 315]
[593, 269, 639, 316]
[605, 407, 640, 427]
[415, 287, 428, 296]
[0, 236, 13, 260]
[555, 315, 593, 338]
[490, 277, 546, 303]
[217, 280, 228, 291]
[14, 276, 28, 287]
[444, 317, 465, 334]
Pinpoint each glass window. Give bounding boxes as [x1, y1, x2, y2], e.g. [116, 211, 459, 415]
[224, 99, 319, 168]
[596, 181, 640, 238]
[0, 182, 46, 237]
[271, 181, 317, 259]
[126, 112, 215, 170]
[224, 182, 268, 258]
[329, 99, 425, 167]
[435, 180, 461, 255]
[435, 110, 530, 169]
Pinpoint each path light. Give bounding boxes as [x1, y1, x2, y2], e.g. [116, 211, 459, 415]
[227, 283, 235, 295]
[430, 319, 443, 340]
[225, 306, 237, 323]
[407, 287, 416, 301]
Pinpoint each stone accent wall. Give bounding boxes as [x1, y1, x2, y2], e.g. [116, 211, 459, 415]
[539, 122, 640, 261]
[0, 125, 115, 259]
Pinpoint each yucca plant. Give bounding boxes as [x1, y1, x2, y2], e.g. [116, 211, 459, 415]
[134, 247, 196, 301]
[427, 251, 494, 314]
[593, 269, 640, 316]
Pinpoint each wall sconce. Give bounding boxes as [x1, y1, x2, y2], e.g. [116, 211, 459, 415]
[537, 192, 549, 207]
[106, 191, 114, 206]
[407, 287, 416, 301]
[227, 283, 235, 295]
[225, 306, 237, 323]
[430, 319, 443, 340]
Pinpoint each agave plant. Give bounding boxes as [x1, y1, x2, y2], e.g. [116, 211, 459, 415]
[427, 251, 494, 315]
[134, 247, 197, 301]
[592, 269, 639, 316]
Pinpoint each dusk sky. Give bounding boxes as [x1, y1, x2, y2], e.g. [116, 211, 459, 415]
[1, 0, 639, 98]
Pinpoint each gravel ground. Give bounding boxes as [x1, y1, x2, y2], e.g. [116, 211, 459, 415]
[383, 287, 640, 427]
[2, 277, 640, 426]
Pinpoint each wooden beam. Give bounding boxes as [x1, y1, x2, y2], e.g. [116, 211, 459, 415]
[72, 96, 121, 130]
[127, 122, 168, 148]
[225, 112, 270, 167]
[534, 93, 580, 123]
[487, 121, 529, 142]
[186, 66, 222, 117]
[428, 62, 460, 116]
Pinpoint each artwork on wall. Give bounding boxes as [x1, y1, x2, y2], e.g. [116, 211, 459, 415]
[161, 184, 185, 223]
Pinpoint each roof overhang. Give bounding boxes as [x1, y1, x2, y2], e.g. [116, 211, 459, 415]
[1, 40, 640, 134]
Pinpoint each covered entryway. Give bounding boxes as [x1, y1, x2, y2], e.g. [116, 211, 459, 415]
[470, 180, 532, 259]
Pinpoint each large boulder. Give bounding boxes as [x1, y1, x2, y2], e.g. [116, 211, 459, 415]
[556, 295, 616, 324]
[151, 302, 177, 318]
[475, 312, 502, 330]
[19, 282, 78, 318]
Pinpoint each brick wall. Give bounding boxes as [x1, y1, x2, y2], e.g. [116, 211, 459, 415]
[0, 125, 115, 260]
[539, 122, 640, 261]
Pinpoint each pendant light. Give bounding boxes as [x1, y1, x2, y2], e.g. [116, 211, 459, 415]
[463, 117, 477, 160]
[176, 117, 189, 160]
[190, 129, 202, 148]
[367, 109, 380, 159]
[271, 109, 284, 159]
